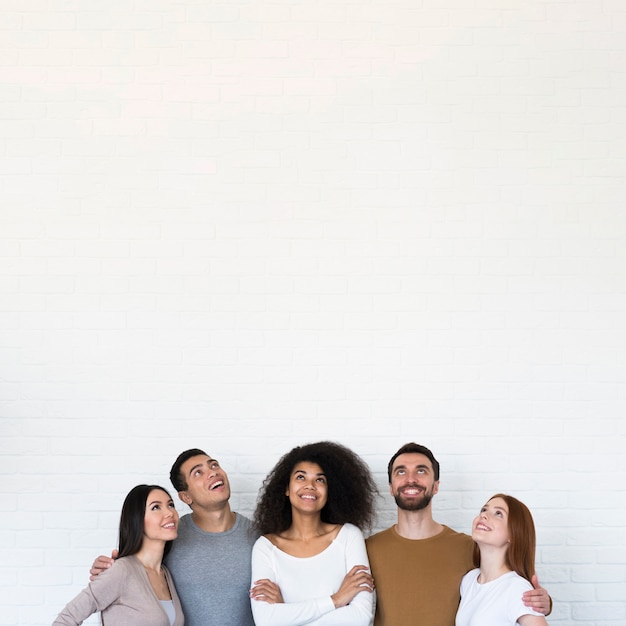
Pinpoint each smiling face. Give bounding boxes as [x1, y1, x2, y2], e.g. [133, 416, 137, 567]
[143, 488, 179, 543]
[472, 496, 510, 548]
[285, 461, 328, 515]
[178, 454, 231, 511]
[389, 452, 439, 511]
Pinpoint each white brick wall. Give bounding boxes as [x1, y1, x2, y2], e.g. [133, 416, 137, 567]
[1, 1, 625, 624]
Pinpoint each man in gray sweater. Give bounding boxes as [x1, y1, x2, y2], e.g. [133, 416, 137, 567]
[91, 448, 257, 626]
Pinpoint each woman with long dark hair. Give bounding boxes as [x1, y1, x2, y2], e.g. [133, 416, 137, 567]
[249, 441, 378, 625]
[455, 493, 549, 626]
[53, 484, 184, 626]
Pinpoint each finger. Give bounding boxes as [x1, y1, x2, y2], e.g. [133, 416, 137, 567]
[249, 587, 267, 598]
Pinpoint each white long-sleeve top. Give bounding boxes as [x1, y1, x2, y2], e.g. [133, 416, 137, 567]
[250, 523, 374, 626]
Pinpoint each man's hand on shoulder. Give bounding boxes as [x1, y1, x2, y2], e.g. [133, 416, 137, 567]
[89, 549, 118, 582]
[522, 574, 552, 616]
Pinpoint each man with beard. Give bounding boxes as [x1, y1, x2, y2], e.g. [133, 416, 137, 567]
[365, 443, 552, 626]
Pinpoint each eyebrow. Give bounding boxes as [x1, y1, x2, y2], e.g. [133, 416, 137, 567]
[394, 463, 430, 471]
[485, 504, 507, 513]
[187, 458, 218, 477]
[294, 468, 326, 476]
[148, 499, 171, 507]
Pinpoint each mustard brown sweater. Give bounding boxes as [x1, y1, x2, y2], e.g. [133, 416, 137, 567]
[366, 525, 473, 626]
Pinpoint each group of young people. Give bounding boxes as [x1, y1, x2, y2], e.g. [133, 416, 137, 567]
[52, 441, 553, 626]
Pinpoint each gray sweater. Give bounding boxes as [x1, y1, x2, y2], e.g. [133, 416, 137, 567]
[53, 555, 184, 626]
[165, 512, 257, 626]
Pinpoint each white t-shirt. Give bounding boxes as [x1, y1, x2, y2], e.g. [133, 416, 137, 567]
[456, 568, 544, 626]
[250, 522, 374, 626]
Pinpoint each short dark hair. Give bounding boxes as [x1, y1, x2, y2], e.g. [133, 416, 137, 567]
[253, 441, 379, 536]
[169, 448, 209, 492]
[387, 442, 440, 482]
[117, 484, 176, 559]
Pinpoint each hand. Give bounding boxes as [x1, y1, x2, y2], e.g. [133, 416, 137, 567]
[331, 565, 374, 609]
[522, 574, 552, 616]
[250, 579, 284, 604]
[89, 549, 118, 582]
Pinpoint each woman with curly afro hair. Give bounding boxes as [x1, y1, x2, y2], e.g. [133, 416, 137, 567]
[249, 441, 378, 626]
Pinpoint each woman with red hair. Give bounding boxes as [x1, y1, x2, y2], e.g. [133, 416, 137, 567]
[455, 494, 549, 626]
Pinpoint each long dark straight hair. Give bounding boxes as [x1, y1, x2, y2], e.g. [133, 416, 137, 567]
[116, 484, 176, 559]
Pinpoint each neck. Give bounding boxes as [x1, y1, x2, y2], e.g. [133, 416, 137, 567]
[191, 503, 236, 533]
[476, 544, 511, 582]
[135, 540, 166, 572]
[286, 511, 328, 540]
[395, 506, 443, 540]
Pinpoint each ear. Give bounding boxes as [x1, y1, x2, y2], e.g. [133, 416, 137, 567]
[179, 491, 192, 506]
[432, 481, 440, 496]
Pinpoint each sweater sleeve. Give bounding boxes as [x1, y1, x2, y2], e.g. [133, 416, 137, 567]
[52, 560, 127, 626]
[250, 526, 374, 626]
[313, 525, 374, 626]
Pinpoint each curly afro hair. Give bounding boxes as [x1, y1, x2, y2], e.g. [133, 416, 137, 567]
[253, 441, 378, 536]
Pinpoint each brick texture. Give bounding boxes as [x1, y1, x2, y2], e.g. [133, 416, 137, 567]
[1, 1, 625, 624]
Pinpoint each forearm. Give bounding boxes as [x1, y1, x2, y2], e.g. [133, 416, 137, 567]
[316, 590, 374, 625]
[251, 595, 335, 626]
[52, 588, 99, 626]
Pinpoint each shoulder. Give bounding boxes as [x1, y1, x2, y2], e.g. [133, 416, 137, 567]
[460, 567, 480, 587]
[440, 524, 469, 538]
[439, 525, 474, 546]
[234, 513, 260, 546]
[234, 512, 254, 533]
[501, 571, 534, 593]
[339, 522, 363, 538]
[111, 555, 138, 572]
[331, 523, 365, 548]
[366, 526, 394, 546]
[175, 513, 193, 535]
[252, 534, 273, 552]
[429, 526, 474, 561]
[94, 555, 139, 586]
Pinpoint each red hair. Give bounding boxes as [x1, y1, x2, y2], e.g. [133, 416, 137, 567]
[472, 493, 537, 583]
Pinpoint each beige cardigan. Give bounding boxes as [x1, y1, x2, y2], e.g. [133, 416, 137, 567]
[53, 554, 184, 626]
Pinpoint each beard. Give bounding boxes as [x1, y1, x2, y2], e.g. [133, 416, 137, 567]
[393, 486, 434, 511]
